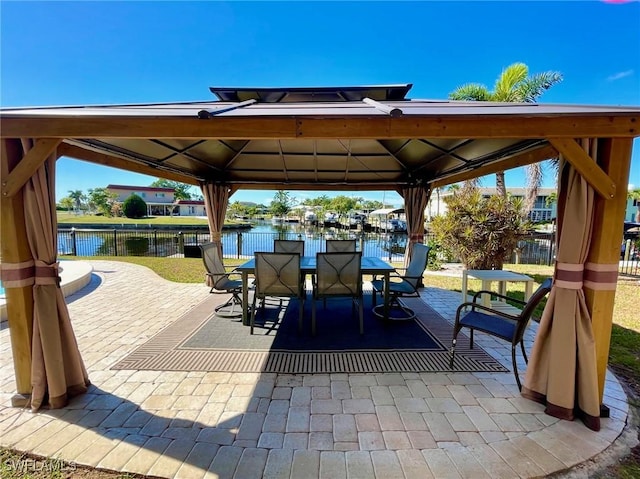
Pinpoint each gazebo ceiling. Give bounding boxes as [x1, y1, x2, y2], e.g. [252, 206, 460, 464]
[1, 85, 639, 193]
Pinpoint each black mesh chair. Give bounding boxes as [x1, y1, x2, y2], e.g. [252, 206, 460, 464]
[274, 239, 305, 255]
[371, 243, 431, 321]
[251, 252, 305, 335]
[200, 242, 243, 318]
[326, 239, 356, 252]
[312, 252, 363, 336]
[450, 278, 552, 390]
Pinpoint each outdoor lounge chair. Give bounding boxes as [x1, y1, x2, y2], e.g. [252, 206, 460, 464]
[371, 243, 431, 321]
[450, 277, 552, 390]
[312, 252, 363, 336]
[326, 239, 356, 252]
[251, 252, 305, 335]
[200, 242, 243, 318]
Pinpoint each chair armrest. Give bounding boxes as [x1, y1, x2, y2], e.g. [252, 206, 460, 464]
[470, 289, 527, 306]
[455, 301, 521, 322]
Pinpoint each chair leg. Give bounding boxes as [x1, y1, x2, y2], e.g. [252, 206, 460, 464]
[520, 341, 528, 364]
[450, 339, 457, 368]
[512, 345, 522, 391]
[469, 329, 474, 349]
[250, 294, 258, 335]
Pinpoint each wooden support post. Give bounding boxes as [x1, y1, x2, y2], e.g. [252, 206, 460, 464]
[584, 138, 633, 401]
[0, 139, 34, 406]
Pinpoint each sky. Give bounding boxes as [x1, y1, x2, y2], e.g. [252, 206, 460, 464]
[2, 1, 639, 208]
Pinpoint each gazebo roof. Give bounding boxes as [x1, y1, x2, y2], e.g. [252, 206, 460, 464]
[1, 85, 639, 196]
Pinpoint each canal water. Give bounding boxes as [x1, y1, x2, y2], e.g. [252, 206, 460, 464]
[57, 220, 410, 261]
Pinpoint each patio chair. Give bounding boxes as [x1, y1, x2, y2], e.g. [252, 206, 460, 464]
[312, 252, 363, 336]
[450, 277, 552, 390]
[371, 243, 431, 321]
[251, 252, 305, 335]
[274, 239, 305, 255]
[200, 242, 243, 319]
[326, 239, 356, 252]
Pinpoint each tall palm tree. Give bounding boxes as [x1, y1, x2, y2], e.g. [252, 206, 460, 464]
[449, 63, 563, 203]
[67, 189, 86, 214]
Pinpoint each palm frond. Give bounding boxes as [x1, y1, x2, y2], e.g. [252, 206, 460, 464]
[448, 83, 491, 101]
[494, 63, 529, 101]
[516, 72, 563, 103]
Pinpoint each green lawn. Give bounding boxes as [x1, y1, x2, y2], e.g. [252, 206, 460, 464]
[57, 212, 211, 226]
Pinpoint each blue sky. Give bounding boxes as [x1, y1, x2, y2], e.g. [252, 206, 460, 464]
[2, 1, 639, 207]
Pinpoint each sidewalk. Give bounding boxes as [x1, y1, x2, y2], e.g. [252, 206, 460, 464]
[0, 260, 635, 478]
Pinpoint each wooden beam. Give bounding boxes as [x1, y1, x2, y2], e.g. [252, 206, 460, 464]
[58, 143, 200, 186]
[548, 138, 616, 199]
[226, 182, 403, 191]
[430, 144, 558, 189]
[1, 114, 638, 140]
[583, 138, 633, 401]
[1, 139, 61, 198]
[0, 140, 34, 404]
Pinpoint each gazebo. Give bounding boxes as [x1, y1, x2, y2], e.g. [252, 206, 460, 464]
[1, 84, 638, 430]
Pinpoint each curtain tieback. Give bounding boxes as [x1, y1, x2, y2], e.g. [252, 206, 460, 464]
[210, 232, 222, 242]
[0, 260, 60, 287]
[554, 262, 584, 289]
[0, 259, 36, 288]
[409, 234, 424, 243]
[584, 262, 618, 291]
[555, 262, 618, 290]
[34, 260, 61, 286]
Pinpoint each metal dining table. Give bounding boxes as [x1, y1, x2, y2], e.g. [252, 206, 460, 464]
[235, 256, 396, 325]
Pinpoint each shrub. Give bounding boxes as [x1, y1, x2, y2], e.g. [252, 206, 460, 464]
[125, 236, 149, 256]
[122, 194, 147, 219]
[430, 184, 530, 270]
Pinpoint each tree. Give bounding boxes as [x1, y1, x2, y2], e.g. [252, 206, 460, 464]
[123, 194, 147, 218]
[67, 190, 86, 214]
[270, 190, 294, 217]
[59, 197, 74, 212]
[449, 62, 563, 201]
[228, 201, 248, 219]
[150, 179, 193, 201]
[88, 187, 118, 216]
[302, 195, 331, 208]
[430, 183, 530, 270]
[328, 195, 360, 216]
[361, 200, 383, 211]
[629, 188, 640, 222]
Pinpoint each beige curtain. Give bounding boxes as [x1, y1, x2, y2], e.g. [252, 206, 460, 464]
[522, 139, 601, 431]
[400, 186, 432, 268]
[13, 139, 90, 410]
[200, 182, 236, 286]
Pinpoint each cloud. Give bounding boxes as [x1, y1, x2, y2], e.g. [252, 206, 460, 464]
[607, 70, 634, 81]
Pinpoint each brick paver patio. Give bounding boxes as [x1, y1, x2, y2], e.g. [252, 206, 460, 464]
[0, 260, 633, 478]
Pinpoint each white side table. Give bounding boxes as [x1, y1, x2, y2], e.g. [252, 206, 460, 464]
[461, 269, 535, 310]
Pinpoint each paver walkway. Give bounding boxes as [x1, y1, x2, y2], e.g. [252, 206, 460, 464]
[0, 260, 634, 478]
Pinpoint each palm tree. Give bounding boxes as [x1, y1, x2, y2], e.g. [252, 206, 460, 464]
[67, 189, 86, 214]
[449, 63, 563, 203]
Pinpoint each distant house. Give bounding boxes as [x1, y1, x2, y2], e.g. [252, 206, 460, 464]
[176, 200, 206, 216]
[106, 184, 176, 216]
[626, 196, 640, 222]
[426, 187, 557, 223]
